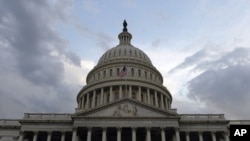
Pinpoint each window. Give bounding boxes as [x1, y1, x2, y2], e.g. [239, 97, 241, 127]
[103, 70, 106, 78]
[145, 71, 147, 79]
[138, 69, 141, 77]
[132, 92, 136, 99]
[131, 68, 134, 76]
[110, 69, 113, 77]
[117, 68, 120, 76]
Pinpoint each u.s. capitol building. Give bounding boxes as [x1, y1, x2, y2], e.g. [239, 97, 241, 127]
[1, 21, 249, 141]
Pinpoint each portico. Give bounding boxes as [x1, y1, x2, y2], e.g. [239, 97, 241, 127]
[17, 126, 230, 141]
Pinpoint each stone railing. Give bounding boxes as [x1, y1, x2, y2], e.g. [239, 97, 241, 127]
[180, 114, 225, 120]
[23, 113, 72, 120]
[230, 120, 250, 125]
[0, 119, 20, 126]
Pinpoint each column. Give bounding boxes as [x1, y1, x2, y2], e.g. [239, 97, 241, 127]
[211, 131, 216, 141]
[161, 127, 166, 141]
[185, 132, 190, 141]
[81, 96, 85, 108]
[175, 128, 180, 141]
[33, 131, 38, 141]
[138, 86, 141, 101]
[119, 85, 122, 99]
[147, 89, 150, 104]
[132, 127, 136, 141]
[18, 131, 24, 141]
[109, 86, 113, 102]
[165, 97, 168, 109]
[61, 132, 65, 141]
[129, 85, 132, 98]
[47, 131, 52, 141]
[198, 132, 203, 141]
[72, 129, 77, 141]
[92, 90, 96, 108]
[146, 127, 151, 141]
[100, 88, 104, 105]
[78, 99, 81, 108]
[160, 94, 164, 109]
[87, 127, 92, 141]
[154, 91, 159, 107]
[102, 127, 107, 141]
[117, 127, 121, 141]
[86, 93, 90, 108]
[224, 131, 229, 141]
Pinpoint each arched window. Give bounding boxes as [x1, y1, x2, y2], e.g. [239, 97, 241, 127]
[138, 69, 141, 77]
[110, 69, 113, 77]
[117, 68, 120, 76]
[103, 70, 106, 78]
[131, 68, 134, 76]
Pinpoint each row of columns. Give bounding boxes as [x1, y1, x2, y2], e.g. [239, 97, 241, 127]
[71, 127, 229, 141]
[79, 86, 170, 110]
[18, 128, 229, 141]
[184, 131, 229, 141]
[71, 127, 168, 141]
[18, 131, 66, 141]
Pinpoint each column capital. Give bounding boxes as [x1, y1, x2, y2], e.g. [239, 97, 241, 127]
[116, 127, 122, 130]
[131, 127, 137, 130]
[160, 127, 166, 130]
[146, 127, 151, 131]
[174, 127, 180, 131]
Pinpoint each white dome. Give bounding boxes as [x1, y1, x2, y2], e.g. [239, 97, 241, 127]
[97, 44, 152, 66]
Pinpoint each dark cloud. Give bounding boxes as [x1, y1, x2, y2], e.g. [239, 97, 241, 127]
[185, 47, 250, 119]
[0, 0, 81, 118]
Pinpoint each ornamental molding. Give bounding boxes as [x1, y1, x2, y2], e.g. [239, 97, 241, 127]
[112, 104, 137, 117]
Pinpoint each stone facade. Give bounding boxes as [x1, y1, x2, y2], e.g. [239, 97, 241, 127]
[1, 21, 249, 141]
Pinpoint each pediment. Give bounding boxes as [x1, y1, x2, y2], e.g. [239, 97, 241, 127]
[75, 99, 177, 118]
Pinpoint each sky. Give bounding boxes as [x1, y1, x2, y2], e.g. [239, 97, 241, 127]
[0, 0, 250, 120]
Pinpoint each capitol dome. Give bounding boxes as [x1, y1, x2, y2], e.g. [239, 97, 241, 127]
[97, 32, 152, 66]
[76, 20, 173, 114]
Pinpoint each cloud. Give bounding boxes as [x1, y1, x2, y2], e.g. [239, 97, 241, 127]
[176, 47, 250, 119]
[0, 0, 83, 118]
[83, 0, 101, 14]
[75, 23, 115, 51]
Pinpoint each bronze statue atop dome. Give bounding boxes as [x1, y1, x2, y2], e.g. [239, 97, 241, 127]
[123, 20, 128, 32]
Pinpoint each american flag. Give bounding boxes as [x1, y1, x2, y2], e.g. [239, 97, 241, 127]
[119, 65, 127, 78]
